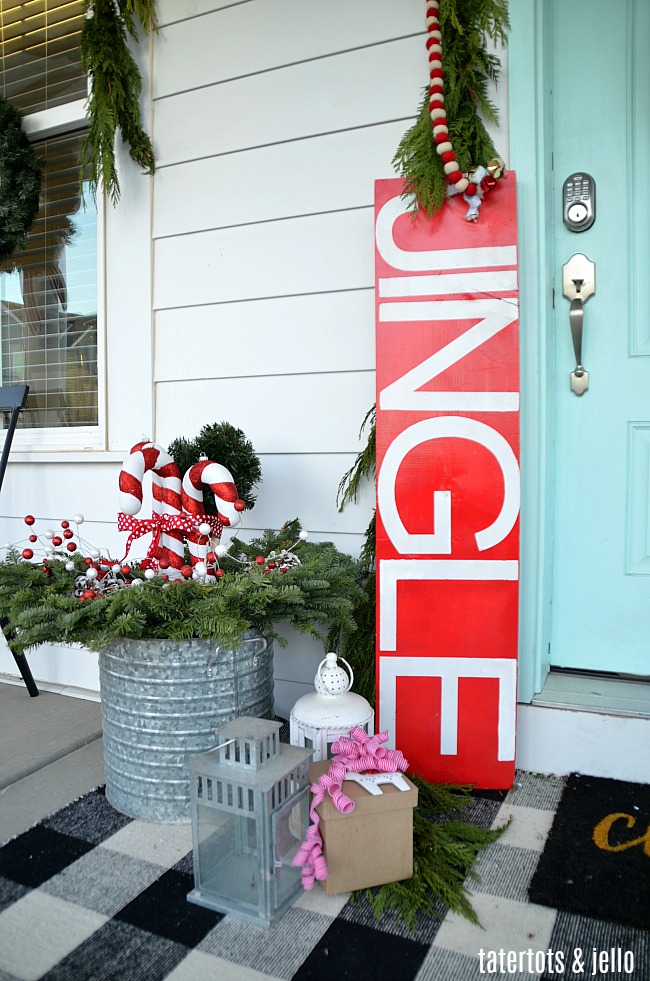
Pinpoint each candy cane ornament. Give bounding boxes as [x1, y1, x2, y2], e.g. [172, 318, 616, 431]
[181, 455, 246, 579]
[117, 441, 189, 579]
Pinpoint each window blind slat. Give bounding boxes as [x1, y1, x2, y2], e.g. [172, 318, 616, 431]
[1, 0, 86, 113]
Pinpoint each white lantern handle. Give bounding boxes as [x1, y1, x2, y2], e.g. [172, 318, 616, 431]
[316, 654, 354, 695]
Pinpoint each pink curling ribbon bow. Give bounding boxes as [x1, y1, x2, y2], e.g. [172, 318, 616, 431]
[291, 726, 409, 890]
[117, 512, 211, 564]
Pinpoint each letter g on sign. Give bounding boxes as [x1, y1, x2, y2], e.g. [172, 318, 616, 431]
[378, 416, 520, 555]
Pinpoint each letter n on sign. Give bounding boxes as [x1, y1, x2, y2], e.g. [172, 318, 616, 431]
[375, 177, 520, 789]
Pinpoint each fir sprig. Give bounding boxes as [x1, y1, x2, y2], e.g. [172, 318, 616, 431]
[393, 0, 509, 215]
[79, 0, 157, 203]
[336, 406, 376, 515]
[355, 776, 508, 931]
[0, 528, 364, 656]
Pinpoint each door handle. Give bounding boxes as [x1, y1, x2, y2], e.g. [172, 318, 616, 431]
[562, 254, 595, 396]
[569, 296, 587, 393]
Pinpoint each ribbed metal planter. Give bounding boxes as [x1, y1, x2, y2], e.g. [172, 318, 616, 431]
[99, 632, 274, 823]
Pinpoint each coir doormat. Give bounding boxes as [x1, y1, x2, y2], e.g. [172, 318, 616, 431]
[529, 772, 650, 930]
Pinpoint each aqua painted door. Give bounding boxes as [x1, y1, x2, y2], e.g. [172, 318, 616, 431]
[549, 0, 650, 676]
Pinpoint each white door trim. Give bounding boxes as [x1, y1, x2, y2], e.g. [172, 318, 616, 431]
[508, 0, 555, 702]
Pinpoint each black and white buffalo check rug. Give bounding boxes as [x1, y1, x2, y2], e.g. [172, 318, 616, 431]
[1, 776, 649, 981]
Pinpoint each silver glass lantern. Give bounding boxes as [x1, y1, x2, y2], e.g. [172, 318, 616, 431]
[185, 716, 312, 926]
[290, 653, 374, 761]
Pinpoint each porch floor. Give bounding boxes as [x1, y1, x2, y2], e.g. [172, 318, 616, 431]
[1, 679, 648, 981]
[532, 668, 650, 717]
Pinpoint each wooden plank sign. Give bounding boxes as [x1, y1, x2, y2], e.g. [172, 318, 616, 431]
[375, 177, 520, 788]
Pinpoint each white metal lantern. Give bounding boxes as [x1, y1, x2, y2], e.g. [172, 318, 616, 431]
[289, 653, 374, 761]
[185, 716, 312, 926]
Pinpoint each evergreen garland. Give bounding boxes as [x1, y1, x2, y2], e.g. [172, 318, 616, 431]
[79, 0, 157, 203]
[168, 422, 263, 512]
[0, 97, 42, 263]
[0, 524, 364, 656]
[394, 0, 509, 215]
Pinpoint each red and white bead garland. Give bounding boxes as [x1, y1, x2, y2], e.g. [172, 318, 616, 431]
[426, 1, 505, 220]
[426, 0, 470, 196]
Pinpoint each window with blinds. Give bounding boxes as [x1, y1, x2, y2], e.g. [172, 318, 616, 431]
[0, 0, 87, 112]
[0, 1, 98, 432]
[0, 132, 98, 427]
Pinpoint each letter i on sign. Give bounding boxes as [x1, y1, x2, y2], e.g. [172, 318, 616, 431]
[374, 177, 520, 789]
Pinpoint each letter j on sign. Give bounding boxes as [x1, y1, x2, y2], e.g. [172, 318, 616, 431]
[375, 177, 520, 788]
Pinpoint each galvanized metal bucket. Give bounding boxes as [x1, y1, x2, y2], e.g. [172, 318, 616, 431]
[99, 631, 274, 822]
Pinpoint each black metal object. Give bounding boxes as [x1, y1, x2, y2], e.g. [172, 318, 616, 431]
[0, 385, 39, 696]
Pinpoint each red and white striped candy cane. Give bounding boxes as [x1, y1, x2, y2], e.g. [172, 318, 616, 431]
[118, 441, 187, 579]
[181, 456, 246, 578]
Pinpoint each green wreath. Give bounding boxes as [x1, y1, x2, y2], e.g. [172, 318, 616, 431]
[0, 97, 42, 264]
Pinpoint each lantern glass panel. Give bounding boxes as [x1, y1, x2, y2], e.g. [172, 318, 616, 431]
[196, 805, 260, 912]
[273, 793, 310, 909]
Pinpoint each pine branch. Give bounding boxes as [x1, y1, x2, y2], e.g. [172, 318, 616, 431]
[117, 0, 158, 37]
[393, 89, 448, 218]
[80, 0, 156, 203]
[354, 774, 509, 931]
[336, 406, 376, 511]
[394, 0, 510, 215]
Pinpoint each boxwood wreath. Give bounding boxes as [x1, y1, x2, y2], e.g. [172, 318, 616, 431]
[168, 421, 263, 513]
[0, 96, 41, 264]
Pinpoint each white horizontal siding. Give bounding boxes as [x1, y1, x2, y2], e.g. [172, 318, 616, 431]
[0, 459, 138, 562]
[154, 208, 374, 309]
[154, 290, 374, 381]
[0, 641, 100, 692]
[154, 0, 422, 97]
[242, 453, 375, 537]
[150, 0, 416, 586]
[153, 35, 425, 167]
[155, 371, 375, 454]
[2, 0, 511, 695]
[0, 462, 119, 523]
[156, 0, 253, 29]
[153, 121, 406, 238]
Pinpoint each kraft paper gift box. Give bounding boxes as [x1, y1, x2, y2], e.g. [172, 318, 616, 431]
[309, 760, 418, 895]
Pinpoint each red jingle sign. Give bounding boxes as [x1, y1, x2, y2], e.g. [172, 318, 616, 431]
[375, 177, 520, 789]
